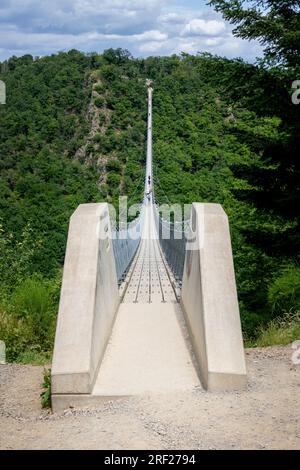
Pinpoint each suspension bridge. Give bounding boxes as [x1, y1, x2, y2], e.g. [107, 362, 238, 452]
[51, 82, 247, 411]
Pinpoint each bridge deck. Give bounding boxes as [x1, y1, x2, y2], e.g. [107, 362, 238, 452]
[122, 205, 176, 304]
[92, 204, 200, 396]
[93, 303, 199, 396]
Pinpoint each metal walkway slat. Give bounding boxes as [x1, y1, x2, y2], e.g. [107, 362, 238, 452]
[122, 205, 177, 304]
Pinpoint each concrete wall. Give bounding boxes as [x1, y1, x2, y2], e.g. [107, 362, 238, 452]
[181, 203, 247, 391]
[51, 203, 120, 395]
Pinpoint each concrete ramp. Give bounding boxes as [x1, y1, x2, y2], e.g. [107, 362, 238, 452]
[93, 303, 199, 396]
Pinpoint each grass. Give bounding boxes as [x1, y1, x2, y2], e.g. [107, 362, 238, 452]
[16, 349, 52, 365]
[0, 275, 58, 363]
[246, 311, 300, 347]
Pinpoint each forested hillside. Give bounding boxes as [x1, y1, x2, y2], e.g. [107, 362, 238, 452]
[0, 43, 299, 361]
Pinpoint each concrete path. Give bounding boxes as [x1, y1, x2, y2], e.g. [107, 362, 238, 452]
[93, 303, 199, 396]
[93, 204, 200, 396]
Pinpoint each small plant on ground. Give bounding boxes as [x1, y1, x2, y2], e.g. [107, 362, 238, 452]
[41, 368, 52, 409]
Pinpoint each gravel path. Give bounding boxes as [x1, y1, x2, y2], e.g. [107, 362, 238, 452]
[0, 345, 299, 450]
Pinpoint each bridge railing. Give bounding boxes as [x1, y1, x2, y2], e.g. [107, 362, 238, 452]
[153, 204, 190, 285]
[112, 206, 144, 284]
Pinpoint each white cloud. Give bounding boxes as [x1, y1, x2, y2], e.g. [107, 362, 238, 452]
[158, 12, 184, 25]
[132, 30, 167, 42]
[181, 18, 226, 37]
[0, 25, 167, 58]
[0, 0, 167, 34]
[0, 0, 263, 62]
[204, 37, 223, 47]
[176, 30, 243, 56]
[138, 41, 167, 53]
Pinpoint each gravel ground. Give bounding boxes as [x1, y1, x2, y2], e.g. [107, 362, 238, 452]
[0, 345, 299, 450]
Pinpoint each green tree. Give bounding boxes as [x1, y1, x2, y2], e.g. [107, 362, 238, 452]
[209, 0, 300, 66]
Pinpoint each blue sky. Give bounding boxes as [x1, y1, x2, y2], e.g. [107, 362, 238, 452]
[0, 0, 262, 62]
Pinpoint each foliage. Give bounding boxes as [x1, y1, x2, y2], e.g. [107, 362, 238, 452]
[247, 312, 300, 347]
[0, 273, 60, 362]
[12, 276, 56, 347]
[0, 307, 33, 361]
[0, 221, 38, 292]
[0, 50, 100, 278]
[0, 46, 299, 358]
[208, 0, 300, 67]
[17, 349, 52, 365]
[41, 368, 52, 409]
[268, 265, 300, 315]
[94, 96, 105, 108]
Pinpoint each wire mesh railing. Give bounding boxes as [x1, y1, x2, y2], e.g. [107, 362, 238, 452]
[112, 206, 144, 284]
[153, 204, 190, 284]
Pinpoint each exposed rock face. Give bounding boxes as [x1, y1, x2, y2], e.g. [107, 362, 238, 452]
[74, 78, 112, 186]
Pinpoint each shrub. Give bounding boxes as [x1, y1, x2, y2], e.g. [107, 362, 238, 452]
[106, 159, 121, 172]
[0, 222, 37, 292]
[11, 275, 58, 350]
[93, 83, 104, 94]
[13, 277, 52, 318]
[0, 273, 59, 362]
[94, 96, 105, 108]
[107, 173, 121, 188]
[93, 133, 102, 143]
[99, 113, 107, 126]
[268, 265, 300, 315]
[248, 312, 300, 347]
[0, 309, 33, 361]
[86, 143, 94, 154]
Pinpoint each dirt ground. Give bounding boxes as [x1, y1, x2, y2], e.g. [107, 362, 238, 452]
[0, 345, 299, 450]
